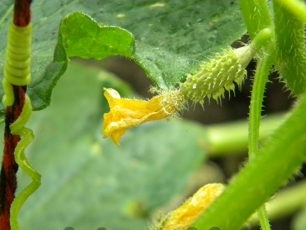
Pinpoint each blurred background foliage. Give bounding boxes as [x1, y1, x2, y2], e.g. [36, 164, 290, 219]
[15, 62, 212, 230]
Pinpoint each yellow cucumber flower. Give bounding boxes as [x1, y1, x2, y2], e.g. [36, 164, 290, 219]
[158, 183, 225, 230]
[103, 88, 184, 144]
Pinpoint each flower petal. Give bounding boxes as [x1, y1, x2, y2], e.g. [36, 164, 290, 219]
[102, 88, 183, 144]
[161, 183, 225, 229]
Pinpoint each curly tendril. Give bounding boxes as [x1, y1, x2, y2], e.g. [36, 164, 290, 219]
[3, 23, 31, 106]
[3, 22, 41, 230]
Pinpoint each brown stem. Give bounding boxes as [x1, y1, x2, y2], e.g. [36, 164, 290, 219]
[13, 0, 32, 27]
[0, 86, 26, 230]
[0, 1, 31, 229]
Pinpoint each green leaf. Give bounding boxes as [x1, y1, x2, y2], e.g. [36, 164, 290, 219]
[61, 13, 135, 59]
[29, 12, 135, 111]
[0, 0, 245, 112]
[15, 62, 206, 230]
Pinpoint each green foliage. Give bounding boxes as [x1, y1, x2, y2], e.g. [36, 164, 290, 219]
[238, 0, 272, 39]
[29, 12, 134, 111]
[15, 62, 206, 229]
[1, 0, 306, 230]
[0, 0, 245, 112]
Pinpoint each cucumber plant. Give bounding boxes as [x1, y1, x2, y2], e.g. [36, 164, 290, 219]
[0, 1, 306, 230]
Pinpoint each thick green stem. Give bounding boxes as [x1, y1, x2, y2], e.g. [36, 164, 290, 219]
[273, 0, 306, 94]
[274, 0, 306, 23]
[238, 0, 272, 39]
[205, 113, 286, 156]
[192, 93, 306, 230]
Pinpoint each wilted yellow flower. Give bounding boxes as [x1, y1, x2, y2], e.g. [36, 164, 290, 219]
[103, 88, 184, 144]
[159, 183, 225, 230]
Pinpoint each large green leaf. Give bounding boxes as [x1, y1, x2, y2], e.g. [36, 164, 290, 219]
[14, 62, 207, 230]
[0, 0, 245, 112]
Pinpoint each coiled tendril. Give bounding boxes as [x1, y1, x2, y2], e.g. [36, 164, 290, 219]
[3, 22, 41, 230]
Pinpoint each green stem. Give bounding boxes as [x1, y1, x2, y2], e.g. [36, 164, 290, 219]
[274, 0, 306, 23]
[273, 0, 306, 94]
[257, 208, 270, 230]
[248, 56, 273, 159]
[192, 93, 306, 229]
[248, 53, 274, 230]
[248, 180, 306, 225]
[205, 113, 286, 156]
[238, 0, 272, 39]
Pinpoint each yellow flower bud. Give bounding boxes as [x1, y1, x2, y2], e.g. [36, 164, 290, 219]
[156, 183, 225, 230]
[103, 88, 184, 144]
